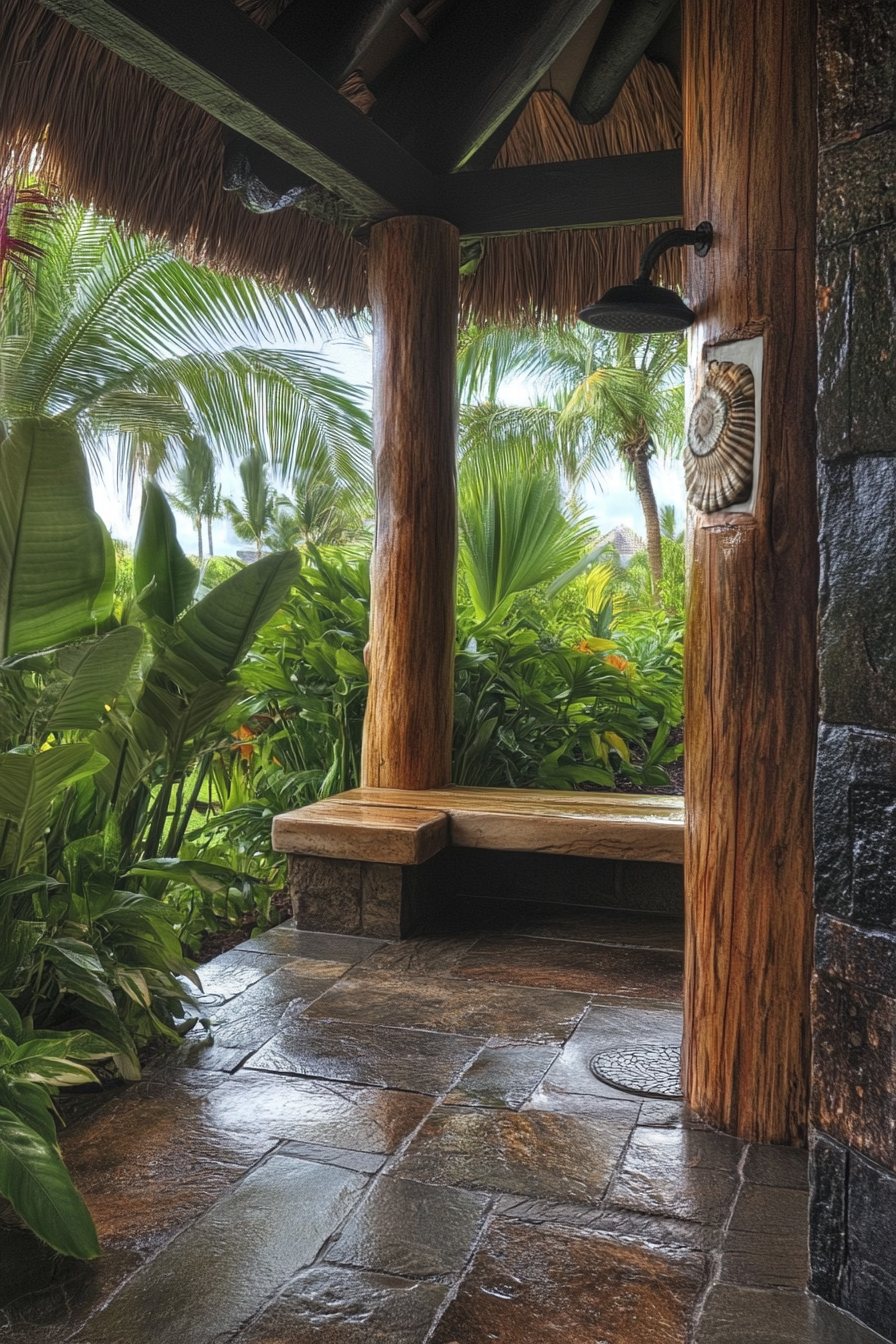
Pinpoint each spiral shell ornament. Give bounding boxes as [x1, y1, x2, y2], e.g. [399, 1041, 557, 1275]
[685, 361, 756, 512]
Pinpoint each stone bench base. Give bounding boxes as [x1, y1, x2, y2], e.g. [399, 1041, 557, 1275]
[287, 847, 683, 941]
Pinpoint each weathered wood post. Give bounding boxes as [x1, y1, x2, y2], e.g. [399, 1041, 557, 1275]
[682, 0, 818, 1142]
[361, 216, 459, 790]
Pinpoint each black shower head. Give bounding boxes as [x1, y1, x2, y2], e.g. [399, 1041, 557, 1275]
[579, 279, 697, 333]
[579, 221, 713, 335]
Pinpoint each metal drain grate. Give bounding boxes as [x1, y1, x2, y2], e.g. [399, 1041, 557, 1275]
[589, 1045, 683, 1099]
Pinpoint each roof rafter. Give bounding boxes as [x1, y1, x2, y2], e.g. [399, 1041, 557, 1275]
[37, 0, 683, 238]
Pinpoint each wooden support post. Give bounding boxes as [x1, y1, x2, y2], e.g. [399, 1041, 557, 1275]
[361, 216, 459, 790]
[681, 0, 818, 1143]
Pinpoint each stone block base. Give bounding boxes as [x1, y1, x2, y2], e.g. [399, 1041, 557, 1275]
[288, 847, 684, 942]
[288, 850, 453, 940]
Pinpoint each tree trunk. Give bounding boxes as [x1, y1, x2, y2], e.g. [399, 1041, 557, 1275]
[682, 0, 817, 1143]
[628, 446, 663, 595]
[361, 216, 459, 790]
[196, 518, 203, 562]
[207, 515, 214, 556]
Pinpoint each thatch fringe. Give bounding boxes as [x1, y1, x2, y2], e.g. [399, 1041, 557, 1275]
[463, 61, 683, 325]
[0, 0, 681, 325]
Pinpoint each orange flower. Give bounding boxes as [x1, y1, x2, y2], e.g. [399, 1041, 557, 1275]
[573, 639, 592, 653]
[233, 724, 255, 760]
[606, 653, 629, 672]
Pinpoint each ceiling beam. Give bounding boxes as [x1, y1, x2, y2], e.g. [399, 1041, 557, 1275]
[439, 150, 682, 238]
[38, 0, 683, 240]
[37, 0, 439, 218]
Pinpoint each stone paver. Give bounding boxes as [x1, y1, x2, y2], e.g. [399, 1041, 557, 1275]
[59, 1075, 276, 1255]
[326, 1176, 489, 1277]
[234, 1266, 447, 1343]
[245, 1018, 483, 1093]
[75, 1156, 367, 1344]
[512, 904, 686, 949]
[2, 903, 871, 1344]
[451, 933, 684, 997]
[301, 968, 591, 1042]
[203, 1072, 432, 1151]
[694, 1286, 890, 1343]
[430, 1218, 705, 1344]
[392, 1105, 632, 1202]
[443, 1042, 559, 1109]
[607, 1125, 744, 1225]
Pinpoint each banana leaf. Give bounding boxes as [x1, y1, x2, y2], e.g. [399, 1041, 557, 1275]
[0, 418, 107, 658]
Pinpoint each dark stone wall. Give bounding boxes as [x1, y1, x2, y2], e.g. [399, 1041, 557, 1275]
[812, 1, 896, 1336]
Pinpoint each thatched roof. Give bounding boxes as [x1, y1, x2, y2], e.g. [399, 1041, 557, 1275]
[0, 0, 682, 323]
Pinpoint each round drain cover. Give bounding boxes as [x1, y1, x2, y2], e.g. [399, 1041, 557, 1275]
[589, 1045, 683, 1099]
[195, 993, 226, 1009]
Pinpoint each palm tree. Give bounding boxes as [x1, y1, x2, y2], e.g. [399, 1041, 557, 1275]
[458, 324, 685, 594]
[271, 469, 372, 550]
[166, 434, 220, 559]
[0, 200, 372, 502]
[223, 451, 284, 561]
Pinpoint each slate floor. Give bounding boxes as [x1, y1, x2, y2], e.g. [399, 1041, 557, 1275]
[0, 897, 887, 1344]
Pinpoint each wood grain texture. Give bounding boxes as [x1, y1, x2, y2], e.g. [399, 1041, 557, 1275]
[447, 810, 682, 862]
[275, 787, 685, 864]
[273, 801, 449, 864]
[361, 216, 459, 790]
[342, 784, 684, 820]
[681, 0, 818, 1142]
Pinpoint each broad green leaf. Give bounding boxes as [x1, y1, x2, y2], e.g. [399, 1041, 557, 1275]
[48, 961, 117, 1012]
[42, 1030, 115, 1061]
[0, 1106, 100, 1258]
[0, 994, 22, 1041]
[156, 551, 301, 690]
[0, 418, 107, 658]
[603, 731, 631, 764]
[0, 745, 108, 868]
[49, 627, 143, 730]
[90, 518, 117, 625]
[42, 938, 104, 975]
[72, 1006, 142, 1081]
[133, 480, 197, 624]
[114, 966, 151, 1008]
[0, 875, 59, 902]
[129, 858, 258, 896]
[8, 1045, 99, 1088]
[0, 1079, 57, 1146]
[459, 468, 591, 626]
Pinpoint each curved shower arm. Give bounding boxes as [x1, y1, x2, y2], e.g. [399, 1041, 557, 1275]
[637, 221, 714, 284]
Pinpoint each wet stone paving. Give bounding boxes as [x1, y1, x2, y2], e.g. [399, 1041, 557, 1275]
[0, 897, 888, 1343]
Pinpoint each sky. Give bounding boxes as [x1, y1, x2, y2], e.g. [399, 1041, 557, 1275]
[89, 330, 686, 553]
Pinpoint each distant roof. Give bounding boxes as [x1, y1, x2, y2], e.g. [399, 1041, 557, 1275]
[1, 0, 683, 323]
[598, 524, 647, 563]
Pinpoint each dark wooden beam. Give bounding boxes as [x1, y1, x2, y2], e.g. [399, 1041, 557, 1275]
[267, 0, 408, 88]
[572, 0, 679, 124]
[37, 0, 438, 218]
[38, 0, 683, 238]
[369, 0, 605, 172]
[439, 150, 683, 238]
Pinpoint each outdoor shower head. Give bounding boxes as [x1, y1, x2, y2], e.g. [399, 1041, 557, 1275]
[579, 221, 713, 334]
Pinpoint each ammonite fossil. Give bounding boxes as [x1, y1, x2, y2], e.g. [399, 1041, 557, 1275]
[685, 360, 756, 512]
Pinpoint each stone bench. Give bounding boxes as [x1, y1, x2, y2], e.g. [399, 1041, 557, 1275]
[272, 786, 685, 939]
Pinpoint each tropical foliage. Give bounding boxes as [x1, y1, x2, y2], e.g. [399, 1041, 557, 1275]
[0, 199, 371, 502]
[0, 416, 298, 1255]
[457, 322, 686, 593]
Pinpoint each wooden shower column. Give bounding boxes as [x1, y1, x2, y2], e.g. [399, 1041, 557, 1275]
[682, 0, 818, 1142]
[361, 216, 460, 790]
